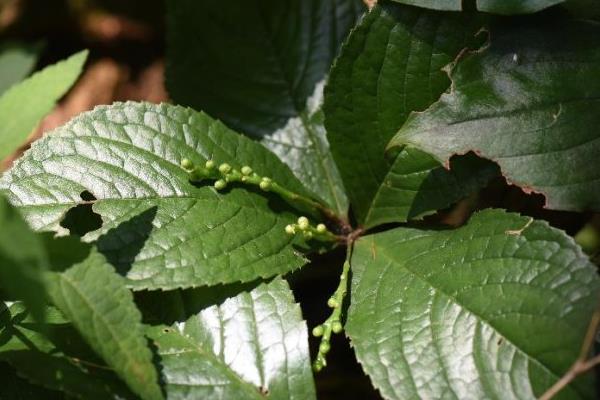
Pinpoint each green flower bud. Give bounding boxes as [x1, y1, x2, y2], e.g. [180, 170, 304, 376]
[205, 160, 215, 170]
[285, 224, 296, 235]
[241, 166, 253, 176]
[259, 178, 272, 191]
[297, 216, 309, 230]
[218, 163, 232, 174]
[181, 158, 194, 170]
[316, 223, 327, 233]
[214, 179, 227, 190]
[332, 321, 343, 334]
[327, 297, 339, 308]
[312, 325, 324, 337]
[303, 231, 313, 240]
[313, 361, 323, 372]
[319, 341, 331, 354]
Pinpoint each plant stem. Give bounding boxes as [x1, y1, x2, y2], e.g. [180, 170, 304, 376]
[313, 239, 354, 372]
[539, 303, 600, 400]
[182, 159, 342, 225]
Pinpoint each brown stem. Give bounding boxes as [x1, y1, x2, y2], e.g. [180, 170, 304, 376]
[539, 303, 600, 400]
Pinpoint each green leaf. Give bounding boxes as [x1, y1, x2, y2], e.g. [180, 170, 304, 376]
[147, 278, 316, 399]
[44, 252, 162, 400]
[324, 3, 496, 227]
[389, 0, 461, 11]
[0, 41, 42, 95]
[389, 0, 564, 13]
[389, 20, 600, 213]
[0, 362, 63, 400]
[0, 302, 134, 399]
[347, 209, 600, 399]
[165, 0, 365, 217]
[0, 50, 87, 161]
[475, 0, 564, 14]
[0, 102, 308, 290]
[0, 195, 48, 321]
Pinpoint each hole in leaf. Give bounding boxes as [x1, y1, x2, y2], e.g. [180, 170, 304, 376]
[59, 191, 102, 237]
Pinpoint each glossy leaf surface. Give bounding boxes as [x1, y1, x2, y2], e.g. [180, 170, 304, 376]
[148, 278, 315, 399]
[166, 0, 365, 216]
[0, 102, 308, 290]
[45, 252, 162, 400]
[389, 20, 600, 212]
[325, 3, 495, 227]
[347, 209, 600, 399]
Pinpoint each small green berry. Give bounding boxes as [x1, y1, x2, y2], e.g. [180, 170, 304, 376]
[285, 224, 296, 235]
[297, 216, 309, 230]
[181, 158, 194, 169]
[205, 160, 215, 170]
[214, 179, 227, 190]
[316, 223, 327, 233]
[312, 325, 324, 337]
[259, 178, 272, 191]
[319, 341, 331, 354]
[218, 163, 232, 174]
[241, 166, 253, 176]
[327, 297, 339, 308]
[332, 321, 343, 334]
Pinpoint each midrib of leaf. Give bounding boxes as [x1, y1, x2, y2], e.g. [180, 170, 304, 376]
[362, 15, 446, 224]
[371, 236, 580, 394]
[53, 272, 150, 387]
[255, 4, 346, 216]
[246, 294, 267, 390]
[170, 329, 264, 398]
[362, 157, 416, 224]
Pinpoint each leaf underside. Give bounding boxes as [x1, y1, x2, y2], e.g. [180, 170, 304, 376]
[347, 209, 600, 400]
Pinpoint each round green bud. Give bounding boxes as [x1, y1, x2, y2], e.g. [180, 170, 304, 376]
[297, 216, 309, 230]
[327, 297, 339, 308]
[218, 163, 232, 174]
[205, 160, 215, 170]
[241, 166, 253, 176]
[312, 361, 323, 372]
[181, 158, 194, 170]
[214, 179, 227, 190]
[316, 223, 327, 233]
[332, 321, 343, 334]
[259, 179, 271, 191]
[312, 325, 324, 337]
[285, 224, 296, 235]
[319, 341, 331, 354]
[303, 231, 313, 240]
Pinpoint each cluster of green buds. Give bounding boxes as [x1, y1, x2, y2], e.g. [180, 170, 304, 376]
[284, 216, 338, 242]
[180, 158, 275, 193]
[181, 157, 340, 225]
[312, 258, 351, 372]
